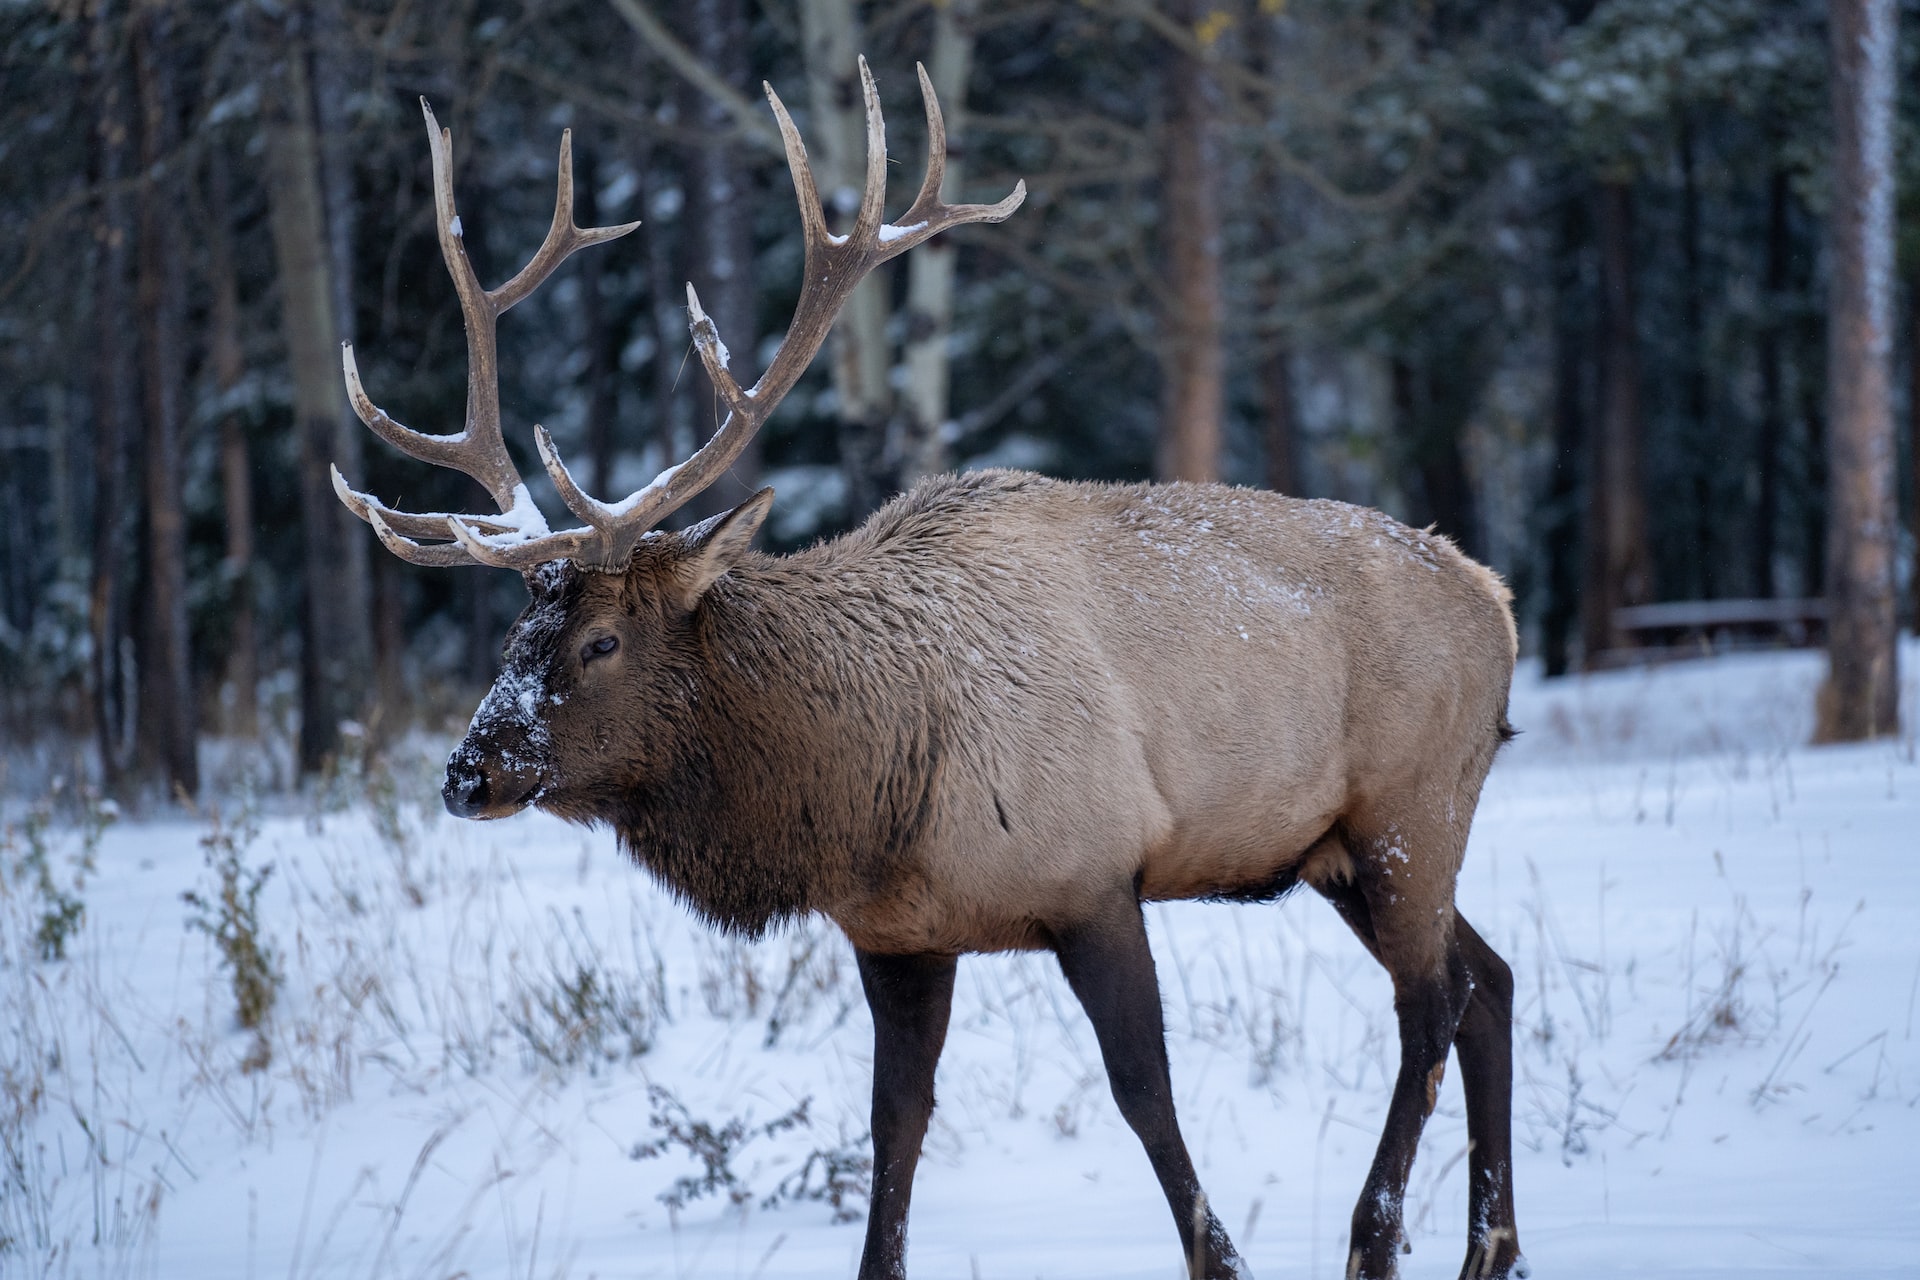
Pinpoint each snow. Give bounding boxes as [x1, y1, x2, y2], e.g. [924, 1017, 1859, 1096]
[4, 641, 1918, 1278]
[449, 215, 463, 239]
[877, 221, 927, 245]
[605, 461, 684, 518]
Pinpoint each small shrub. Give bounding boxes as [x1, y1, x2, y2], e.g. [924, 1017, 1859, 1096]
[629, 1085, 811, 1210]
[507, 963, 659, 1070]
[183, 808, 281, 1060]
[505, 909, 664, 1072]
[2, 777, 114, 962]
[767, 1136, 873, 1222]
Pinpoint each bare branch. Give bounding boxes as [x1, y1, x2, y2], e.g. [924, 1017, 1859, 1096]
[604, 0, 784, 154]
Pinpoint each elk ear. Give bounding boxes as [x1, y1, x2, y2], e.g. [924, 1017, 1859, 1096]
[666, 487, 775, 610]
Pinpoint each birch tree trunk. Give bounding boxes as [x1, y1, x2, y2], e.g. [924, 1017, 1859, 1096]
[133, 7, 196, 797]
[1815, 0, 1900, 741]
[1579, 178, 1651, 665]
[799, 0, 896, 516]
[1157, 1, 1226, 483]
[262, 10, 371, 771]
[87, 0, 138, 791]
[897, 0, 978, 484]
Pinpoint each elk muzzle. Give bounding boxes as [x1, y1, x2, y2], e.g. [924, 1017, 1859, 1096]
[443, 680, 552, 819]
[442, 740, 545, 819]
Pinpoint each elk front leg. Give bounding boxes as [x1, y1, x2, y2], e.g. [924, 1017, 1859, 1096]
[1053, 891, 1251, 1280]
[855, 950, 957, 1280]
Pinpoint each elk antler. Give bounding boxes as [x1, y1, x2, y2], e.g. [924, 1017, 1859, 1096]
[336, 61, 1024, 572]
[331, 99, 640, 567]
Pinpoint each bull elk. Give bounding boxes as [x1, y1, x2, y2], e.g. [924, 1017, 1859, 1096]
[331, 61, 1526, 1280]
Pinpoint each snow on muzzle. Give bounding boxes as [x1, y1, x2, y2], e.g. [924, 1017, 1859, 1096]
[444, 667, 554, 819]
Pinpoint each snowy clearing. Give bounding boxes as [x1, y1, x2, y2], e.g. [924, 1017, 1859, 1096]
[4, 641, 1918, 1279]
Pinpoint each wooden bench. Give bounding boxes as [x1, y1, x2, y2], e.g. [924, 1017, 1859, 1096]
[1601, 597, 1827, 665]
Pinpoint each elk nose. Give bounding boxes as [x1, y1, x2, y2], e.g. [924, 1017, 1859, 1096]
[443, 759, 491, 818]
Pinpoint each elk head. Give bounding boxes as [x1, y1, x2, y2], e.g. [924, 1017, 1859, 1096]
[331, 61, 1022, 820]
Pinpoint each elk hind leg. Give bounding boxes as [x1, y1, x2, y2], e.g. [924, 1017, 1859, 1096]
[855, 949, 957, 1280]
[1451, 915, 1527, 1280]
[1314, 827, 1471, 1280]
[1053, 889, 1252, 1279]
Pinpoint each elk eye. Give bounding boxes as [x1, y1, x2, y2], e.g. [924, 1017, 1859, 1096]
[581, 635, 619, 664]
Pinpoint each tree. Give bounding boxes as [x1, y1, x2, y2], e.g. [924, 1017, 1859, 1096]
[679, 0, 760, 520]
[260, 3, 372, 771]
[1580, 177, 1652, 662]
[897, 0, 981, 484]
[85, 0, 139, 790]
[1815, 0, 1900, 741]
[131, 3, 196, 796]
[1155, 0, 1226, 483]
[205, 145, 258, 739]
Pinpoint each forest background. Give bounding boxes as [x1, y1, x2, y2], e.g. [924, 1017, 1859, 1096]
[0, 0, 1915, 799]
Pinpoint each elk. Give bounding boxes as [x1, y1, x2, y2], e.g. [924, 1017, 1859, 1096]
[331, 61, 1526, 1280]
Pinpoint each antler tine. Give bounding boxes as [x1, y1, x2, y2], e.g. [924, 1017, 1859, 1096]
[849, 56, 890, 244]
[366, 508, 482, 568]
[331, 463, 523, 543]
[447, 515, 599, 570]
[685, 284, 755, 420]
[906, 62, 949, 214]
[883, 66, 1026, 260]
[765, 81, 834, 255]
[418, 98, 523, 510]
[492, 128, 643, 314]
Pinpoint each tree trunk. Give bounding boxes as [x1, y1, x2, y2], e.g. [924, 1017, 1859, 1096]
[682, 0, 760, 519]
[576, 144, 621, 499]
[1678, 116, 1715, 598]
[1910, 261, 1919, 631]
[309, 0, 357, 354]
[897, 0, 979, 485]
[1407, 361, 1479, 559]
[371, 551, 407, 736]
[1260, 342, 1297, 494]
[1580, 178, 1651, 665]
[1815, 0, 1900, 742]
[206, 146, 258, 739]
[1754, 168, 1790, 599]
[1543, 193, 1591, 678]
[1157, 2, 1226, 483]
[87, 0, 139, 791]
[133, 7, 197, 797]
[641, 140, 687, 489]
[261, 14, 372, 771]
[799, 0, 895, 517]
[1250, 12, 1296, 496]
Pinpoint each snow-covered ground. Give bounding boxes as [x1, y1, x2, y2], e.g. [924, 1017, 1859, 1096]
[4, 641, 1918, 1279]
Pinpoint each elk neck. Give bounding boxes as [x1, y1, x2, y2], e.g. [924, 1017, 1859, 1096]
[604, 539, 948, 939]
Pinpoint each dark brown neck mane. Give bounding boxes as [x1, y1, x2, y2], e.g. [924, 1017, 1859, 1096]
[597, 552, 945, 937]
